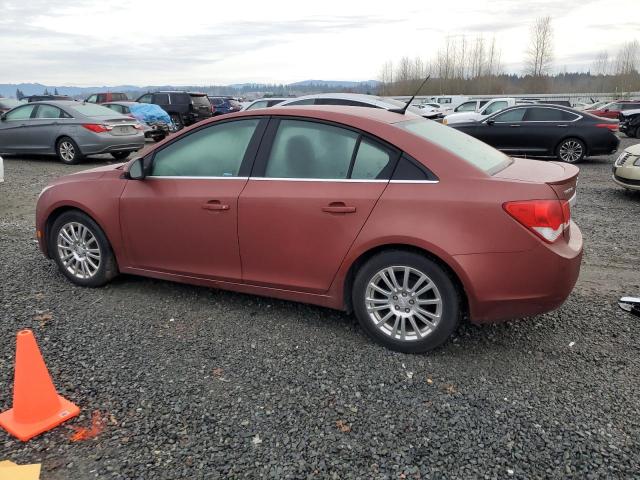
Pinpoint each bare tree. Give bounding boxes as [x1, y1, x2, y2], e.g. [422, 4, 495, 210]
[615, 40, 639, 75]
[592, 50, 610, 75]
[525, 16, 554, 76]
[378, 61, 394, 95]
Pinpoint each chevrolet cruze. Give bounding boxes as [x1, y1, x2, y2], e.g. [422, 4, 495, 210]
[36, 106, 583, 353]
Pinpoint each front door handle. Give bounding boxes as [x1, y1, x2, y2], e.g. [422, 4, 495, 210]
[322, 202, 356, 214]
[509, 124, 521, 127]
[557, 124, 568, 127]
[202, 200, 229, 211]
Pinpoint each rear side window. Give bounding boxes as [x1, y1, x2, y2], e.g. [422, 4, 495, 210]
[34, 105, 63, 118]
[69, 103, 118, 117]
[351, 139, 395, 180]
[169, 93, 190, 104]
[112, 93, 128, 101]
[265, 120, 358, 179]
[97, 94, 107, 103]
[397, 118, 511, 175]
[525, 107, 578, 121]
[154, 93, 170, 104]
[151, 119, 260, 177]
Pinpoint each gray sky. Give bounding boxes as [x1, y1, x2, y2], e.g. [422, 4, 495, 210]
[1, 0, 638, 86]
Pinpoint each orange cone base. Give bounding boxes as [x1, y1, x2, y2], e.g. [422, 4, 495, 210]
[0, 395, 80, 441]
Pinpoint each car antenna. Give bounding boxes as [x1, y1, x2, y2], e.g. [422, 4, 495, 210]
[388, 75, 431, 115]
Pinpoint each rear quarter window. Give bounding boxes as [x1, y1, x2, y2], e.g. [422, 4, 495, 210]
[396, 119, 512, 175]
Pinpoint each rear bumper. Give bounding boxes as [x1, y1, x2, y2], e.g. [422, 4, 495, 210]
[455, 222, 583, 323]
[589, 134, 619, 156]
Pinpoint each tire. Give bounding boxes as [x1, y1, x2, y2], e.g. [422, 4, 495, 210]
[556, 138, 586, 164]
[153, 134, 167, 143]
[352, 250, 461, 353]
[170, 114, 184, 131]
[49, 210, 118, 287]
[56, 137, 84, 165]
[110, 151, 131, 161]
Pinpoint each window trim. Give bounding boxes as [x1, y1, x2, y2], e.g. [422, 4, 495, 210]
[250, 116, 402, 181]
[144, 116, 269, 179]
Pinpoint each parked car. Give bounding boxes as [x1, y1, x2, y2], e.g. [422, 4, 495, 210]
[135, 91, 212, 130]
[619, 108, 640, 138]
[85, 92, 129, 104]
[451, 99, 489, 113]
[242, 98, 289, 111]
[278, 93, 426, 118]
[0, 101, 145, 164]
[424, 95, 471, 109]
[451, 105, 619, 163]
[0, 98, 25, 113]
[575, 100, 609, 111]
[612, 142, 640, 191]
[103, 101, 171, 142]
[618, 297, 640, 317]
[208, 96, 243, 116]
[587, 100, 640, 119]
[443, 98, 534, 125]
[412, 102, 451, 119]
[26, 95, 73, 102]
[35, 106, 582, 353]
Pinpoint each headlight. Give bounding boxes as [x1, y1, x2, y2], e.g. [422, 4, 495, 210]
[442, 118, 448, 125]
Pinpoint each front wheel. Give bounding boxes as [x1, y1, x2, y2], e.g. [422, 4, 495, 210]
[170, 114, 184, 131]
[49, 211, 118, 287]
[56, 137, 84, 165]
[556, 138, 586, 163]
[352, 250, 460, 353]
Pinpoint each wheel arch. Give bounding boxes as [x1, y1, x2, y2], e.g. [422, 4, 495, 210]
[44, 205, 114, 259]
[341, 243, 470, 320]
[555, 135, 590, 157]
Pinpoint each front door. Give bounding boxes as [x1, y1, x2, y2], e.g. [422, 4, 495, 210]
[0, 104, 37, 152]
[119, 118, 265, 281]
[477, 107, 527, 153]
[238, 118, 398, 293]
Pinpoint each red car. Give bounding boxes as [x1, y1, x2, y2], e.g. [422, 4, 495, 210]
[35, 106, 583, 353]
[587, 100, 640, 119]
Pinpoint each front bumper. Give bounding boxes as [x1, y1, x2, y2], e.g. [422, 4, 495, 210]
[455, 222, 583, 323]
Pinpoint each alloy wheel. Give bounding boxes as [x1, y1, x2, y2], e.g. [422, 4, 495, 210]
[56, 222, 101, 279]
[365, 266, 442, 342]
[59, 141, 75, 162]
[559, 140, 583, 163]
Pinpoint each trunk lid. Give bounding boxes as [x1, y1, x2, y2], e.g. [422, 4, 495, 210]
[495, 158, 578, 202]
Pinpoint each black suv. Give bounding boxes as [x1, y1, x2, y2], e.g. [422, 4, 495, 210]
[135, 91, 212, 130]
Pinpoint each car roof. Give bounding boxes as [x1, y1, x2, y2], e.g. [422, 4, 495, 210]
[103, 101, 138, 105]
[28, 100, 79, 106]
[250, 104, 411, 124]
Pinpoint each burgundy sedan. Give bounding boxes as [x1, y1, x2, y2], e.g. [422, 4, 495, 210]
[36, 106, 583, 353]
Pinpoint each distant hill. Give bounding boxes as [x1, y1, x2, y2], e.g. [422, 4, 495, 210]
[1, 80, 381, 99]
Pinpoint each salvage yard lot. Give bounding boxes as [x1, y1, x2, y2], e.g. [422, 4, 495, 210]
[1, 140, 639, 479]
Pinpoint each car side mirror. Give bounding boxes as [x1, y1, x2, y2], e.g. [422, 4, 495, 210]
[603, 109, 609, 112]
[0, 114, 6, 122]
[486, 119, 495, 125]
[127, 157, 146, 180]
[619, 297, 640, 318]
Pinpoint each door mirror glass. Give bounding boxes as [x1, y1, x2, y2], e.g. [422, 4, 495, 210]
[128, 157, 146, 180]
[619, 297, 640, 317]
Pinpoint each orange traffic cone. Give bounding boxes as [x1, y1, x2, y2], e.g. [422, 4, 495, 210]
[0, 329, 80, 441]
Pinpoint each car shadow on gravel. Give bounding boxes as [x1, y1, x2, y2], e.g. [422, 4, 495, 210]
[3, 153, 119, 166]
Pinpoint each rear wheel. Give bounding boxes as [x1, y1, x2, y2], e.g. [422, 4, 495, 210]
[111, 151, 131, 161]
[56, 137, 84, 165]
[352, 250, 461, 353]
[556, 138, 586, 164]
[49, 211, 118, 287]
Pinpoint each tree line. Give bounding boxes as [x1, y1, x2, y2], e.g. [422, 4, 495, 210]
[377, 16, 640, 96]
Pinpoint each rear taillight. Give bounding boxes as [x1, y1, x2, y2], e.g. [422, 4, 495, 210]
[82, 123, 112, 133]
[503, 199, 570, 243]
[596, 123, 618, 131]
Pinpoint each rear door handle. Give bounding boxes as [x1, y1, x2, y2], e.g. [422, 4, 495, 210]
[322, 202, 356, 214]
[557, 124, 568, 127]
[202, 200, 229, 211]
[509, 124, 521, 127]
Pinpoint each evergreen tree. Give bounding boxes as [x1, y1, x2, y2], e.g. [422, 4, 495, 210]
[54, 88, 59, 95]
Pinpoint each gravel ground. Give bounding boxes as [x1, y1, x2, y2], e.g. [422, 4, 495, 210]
[1, 140, 639, 479]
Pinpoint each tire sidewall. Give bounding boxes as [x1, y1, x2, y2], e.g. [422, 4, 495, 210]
[352, 251, 460, 353]
[56, 137, 83, 165]
[49, 211, 116, 287]
[111, 151, 131, 161]
[556, 138, 586, 163]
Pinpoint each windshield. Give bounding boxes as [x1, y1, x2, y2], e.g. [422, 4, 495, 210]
[396, 118, 512, 175]
[69, 103, 123, 117]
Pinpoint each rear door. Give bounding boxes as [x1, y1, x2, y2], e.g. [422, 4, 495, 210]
[238, 118, 398, 293]
[120, 118, 266, 280]
[522, 107, 581, 155]
[28, 104, 65, 153]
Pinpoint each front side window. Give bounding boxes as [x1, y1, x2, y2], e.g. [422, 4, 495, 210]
[455, 102, 477, 112]
[492, 108, 526, 122]
[351, 139, 395, 180]
[483, 101, 508, 115]
[138, 94, 152, 104]
[151, 119, 260, 177]
[265, 120, 358, 179]
[34, 105, 63, 119]
[397, 118, 511, 175]
[4, 104, 36, 120]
